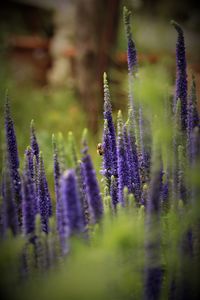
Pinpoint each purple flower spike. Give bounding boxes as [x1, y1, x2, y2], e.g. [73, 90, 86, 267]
[127, 109, 141, 202]
[25, 146, 34, 180]
[1, 166, 18, 236]
[123, 7, 138, 75]
[24, 146, 37, 215]
[138, 106, 150, 183]
[56, 182, 68, 253]
[76, 161, 90, 227]
[4, 96, 22, 227]
[22, 169, 36, 235]
[38, 152, 52, 233]
[103, 73, 118, 177]
[117, 111, 129, 205]
[123, 124, 132, 193]
[60, 170, 83, 236]
[82, 137, 103, 223]
[30, 120, 40, 164]
[52, 135, 61, 205]
[110, 175, 118, 210]
[102, 119, 112, 181]
[171, 20, 188, 130]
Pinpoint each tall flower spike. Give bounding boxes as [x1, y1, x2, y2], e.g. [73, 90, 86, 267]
[22, 168, 36, 236]
[76, 161, 90, 227]
[1, 164, 18, 236]
[102, 119, 112, 182]
[138, 106, 149, 183]
[110, 175, 118, 210]
[127, 109, 141, 202]
[52, 135, 68, 252]
[4, 95, 22, 227]
[52, 135, 60, 205]
[172, 99, 182, 202]
[24, 146, 37, 215]
[60, 170, 83, 236]
[117, 111, 129, 205]
[187, 75, 199, 161]
[171, 20, 188, 130]
[24, 146, 34, 180]
[82, 135, 103, 223]
[122, 123, 132, 193]
[123, 6, 138, 121]
[30, 120, 40, 164]
[123, 6, 138, 75]
[38, 152, 52, 233]
[103, 73, 118, 177]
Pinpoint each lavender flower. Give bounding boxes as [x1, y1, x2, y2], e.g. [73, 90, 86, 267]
[171, 20, 188, 130]
[127, 109, 141, 202]
[117, 111, 129, 205]
[138, 106, 150, 183]
[38, 152, 52, 233]
[22, 168, 36, 235]
[30, 120, 40, 163]
[76, 161, 90, 227]
[122, 124, 132, 192]
[82, 134, 103, 223]
[123, 6, 138, 75]
[52, 135, 60, 205]
[1, 166, 18, 236]
[4, 96, 22, 227]
[25, 146, 34, 180]
[102, 119, 112, 181]
[110, 175, 118, 210]
[60, 170, 83, 236]
[24, 147, 38, 215]
[56, 177, 68, 253]
[103, 73, 118, 177]
[123, 5, 138, 121]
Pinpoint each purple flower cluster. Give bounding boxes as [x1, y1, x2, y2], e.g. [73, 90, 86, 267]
[123, 6, 138, 75]
[0, 8, 199, 297]
[4, 97, 22, 227]
[171, 20, 188, 130]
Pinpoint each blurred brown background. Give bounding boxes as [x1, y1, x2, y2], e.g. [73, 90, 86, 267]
[0, 0, 200, 131]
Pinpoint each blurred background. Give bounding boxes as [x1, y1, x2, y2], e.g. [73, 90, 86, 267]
[0, 0, 199, 179]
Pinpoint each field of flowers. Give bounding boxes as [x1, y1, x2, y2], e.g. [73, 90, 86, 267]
[0, 7, 200, 300]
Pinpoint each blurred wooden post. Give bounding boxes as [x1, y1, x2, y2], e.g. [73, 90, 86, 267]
[48, 0, 120, 132]
[47, 1, 76, 87]
[75, 0, 120, 132]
